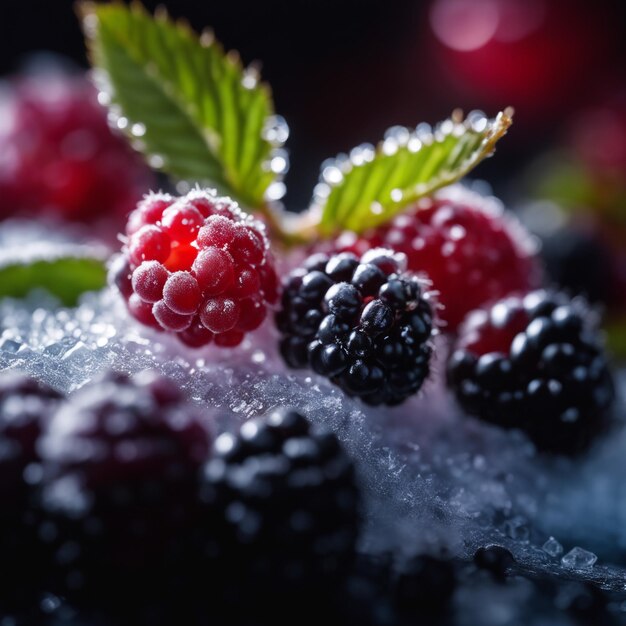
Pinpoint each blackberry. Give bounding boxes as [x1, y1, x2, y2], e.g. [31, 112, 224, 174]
[38, 370, 212, 613]
[448, 291, 614, 453]
[199, 408, 360, 611]
[0, 372, 61, 611]
[276, 249, 435, 405]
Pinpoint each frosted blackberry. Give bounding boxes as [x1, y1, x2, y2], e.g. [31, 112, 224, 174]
[199, 408, 360, 605]
[448, 291, 614, 453]
[118, 188, 279, 348]
[277, 249, 435, 405]
[0, 372, 62, 611]
[38, 370, 211, 609]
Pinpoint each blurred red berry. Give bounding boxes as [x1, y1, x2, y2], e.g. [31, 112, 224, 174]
[0, 69, 153, 229]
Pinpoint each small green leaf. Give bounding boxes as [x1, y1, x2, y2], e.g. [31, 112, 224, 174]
[80, 2, 281, 209]
[0, 256, 107, 306]
[312, 109, 513, 236]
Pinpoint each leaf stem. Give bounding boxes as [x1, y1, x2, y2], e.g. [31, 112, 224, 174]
[256, 203, 320, 248]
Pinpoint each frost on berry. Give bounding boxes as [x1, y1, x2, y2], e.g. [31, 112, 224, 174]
[116, 189, 277, 348]
[336, 186, 541, 331]
[163, 272, 201, 315]
[132, 261, 168, 303]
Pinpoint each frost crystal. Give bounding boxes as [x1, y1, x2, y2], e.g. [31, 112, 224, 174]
[542, 536, 564, 557]
[561, 547, 598, 571]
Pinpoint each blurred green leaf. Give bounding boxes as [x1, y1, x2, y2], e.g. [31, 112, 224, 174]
[314, 109, 513, 236]
[0, 257, 106, 306]
[81, 2, 278, 209]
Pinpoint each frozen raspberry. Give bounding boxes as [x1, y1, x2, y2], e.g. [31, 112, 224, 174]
[199, 408, 360, 608]
[0, 372, 62, 610]
[447, 290, 614, 453]
[0, 69, 153, 230]
[117, 189, 278, 348]
[38, 370, 211, 608]
[336, 186, 541, 331]
[276, 249, 435, 405]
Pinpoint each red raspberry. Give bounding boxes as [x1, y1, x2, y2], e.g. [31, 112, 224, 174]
[0, 70, 153, 231]
[336, 186, 541, 331]
[117, 189, 278, 348]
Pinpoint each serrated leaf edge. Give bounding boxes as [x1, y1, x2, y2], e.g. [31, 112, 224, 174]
[311, 108, 513, 236]
[77, 1, 289, 209]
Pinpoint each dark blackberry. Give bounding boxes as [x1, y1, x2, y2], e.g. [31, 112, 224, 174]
[199, 408, 360, 612]
[448, 291, 615, 454]
[0, 372, 62, 611]
[277, 249, 435, 405]
[37, 370, 212, 614]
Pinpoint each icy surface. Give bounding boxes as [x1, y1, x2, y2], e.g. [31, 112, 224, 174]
[1, 264, 626, 622]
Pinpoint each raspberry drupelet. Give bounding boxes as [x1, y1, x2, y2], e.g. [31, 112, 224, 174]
[115, 189, 279, 348]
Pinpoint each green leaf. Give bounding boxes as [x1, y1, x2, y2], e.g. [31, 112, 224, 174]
[80, 1, 281, 209]
[313, 109, 513, 236]
[0, 256, 107, 306]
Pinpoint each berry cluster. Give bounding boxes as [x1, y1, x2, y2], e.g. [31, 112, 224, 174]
[447, 291, 614, 453]
[336, 186, 541, 331]
[113, 189, 279, 348]
[0, 70, 152, 227]
[276, 249, 435, 405]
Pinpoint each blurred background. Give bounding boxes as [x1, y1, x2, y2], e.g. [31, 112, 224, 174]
[0, 0, 625, 344]
[1, 0, 624, 205]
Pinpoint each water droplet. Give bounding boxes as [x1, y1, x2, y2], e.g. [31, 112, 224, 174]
[390, 189, 403, 203]
[263, 115, 289, 145]
[268, 149, 289, 174]
[241, 71, 258, 90]
[322, 166, 343, 185]
[148, 154, 165, 169]
[265, 181, 286, 201]
[131, 122, 146, 137]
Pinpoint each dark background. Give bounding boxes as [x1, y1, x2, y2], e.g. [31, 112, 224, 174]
[1, 0, 625, 208]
